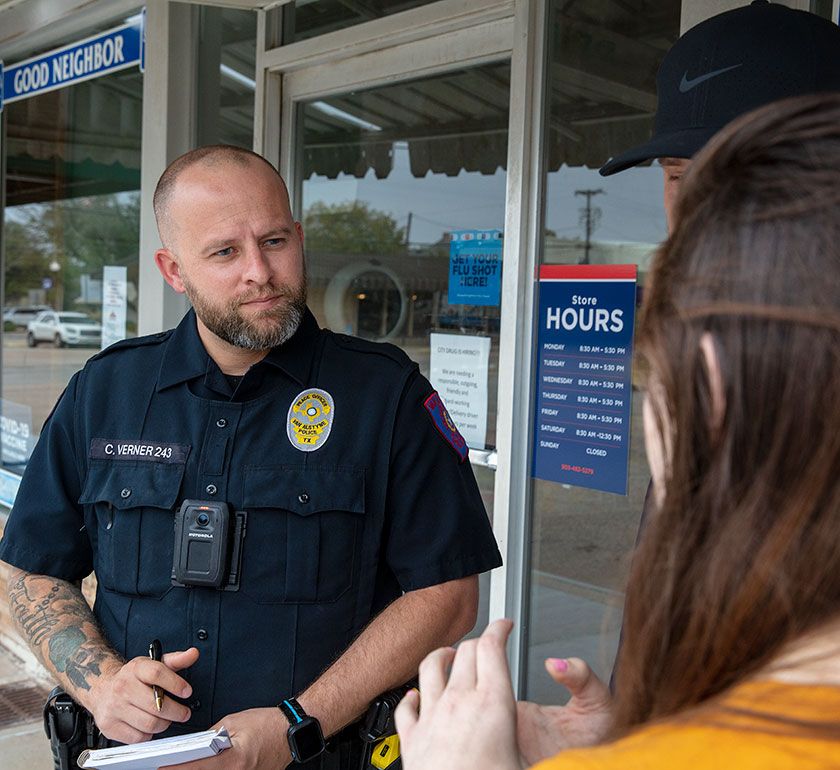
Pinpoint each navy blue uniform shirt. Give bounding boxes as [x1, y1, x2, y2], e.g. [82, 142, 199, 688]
[0, 308, 501, 730]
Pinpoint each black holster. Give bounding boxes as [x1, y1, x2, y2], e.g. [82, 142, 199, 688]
[43, 687, 103, 770]
[356, 679, 417, 770]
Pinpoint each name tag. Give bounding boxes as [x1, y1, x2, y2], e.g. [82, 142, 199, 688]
[90, 438, 190, 464]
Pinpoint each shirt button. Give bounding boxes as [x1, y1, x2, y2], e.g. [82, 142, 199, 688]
[216, 418, 227, 428]
[190, 699, 201, 710]
[120, 488, 131, 499]
[206, 484, 217, 496]
[196, 629, 208, 641]
[298, 492, 309, 504]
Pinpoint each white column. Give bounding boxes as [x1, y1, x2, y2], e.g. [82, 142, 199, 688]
[137, 1, 195, 336]
[490, 0, 547, 696]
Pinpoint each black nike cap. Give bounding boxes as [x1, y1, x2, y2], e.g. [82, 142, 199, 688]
[599, 1, 840, 176]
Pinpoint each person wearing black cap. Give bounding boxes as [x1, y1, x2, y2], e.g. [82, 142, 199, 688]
[395, 3, 840, 767]
[601, 0, 840, 229]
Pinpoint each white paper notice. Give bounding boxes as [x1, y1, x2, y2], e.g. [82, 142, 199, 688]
[429, 333, 490, 450]
[101, 265, 128, 349]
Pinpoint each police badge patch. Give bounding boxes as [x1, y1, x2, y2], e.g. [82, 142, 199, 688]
[287, 388, 335, 452]
[423, 391, 468, 462]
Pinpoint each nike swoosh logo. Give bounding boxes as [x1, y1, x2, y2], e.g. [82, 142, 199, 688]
[679, 63, 743, 93]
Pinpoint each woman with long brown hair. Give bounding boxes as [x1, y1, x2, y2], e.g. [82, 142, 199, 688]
[395, 92, 840, 769]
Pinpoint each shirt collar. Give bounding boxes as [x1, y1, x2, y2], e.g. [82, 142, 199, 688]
[157, 307, 321, 392]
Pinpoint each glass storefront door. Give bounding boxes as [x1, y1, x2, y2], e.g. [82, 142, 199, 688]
[284, 59, 511, 634]
[525, 0, 680, 703]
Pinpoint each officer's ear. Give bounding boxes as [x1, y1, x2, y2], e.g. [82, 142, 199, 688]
[295, 221, 305, 246]
[155, 248, 186, 294]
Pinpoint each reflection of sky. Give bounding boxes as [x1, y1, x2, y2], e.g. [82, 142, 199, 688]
[4, 190, 140, 224]
[302, 143, 505, 245]
[546, 165, 666, 245]
[302, 142, 667, 247]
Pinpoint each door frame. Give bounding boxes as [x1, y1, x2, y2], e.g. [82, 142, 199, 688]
[253, 0, 548, 695]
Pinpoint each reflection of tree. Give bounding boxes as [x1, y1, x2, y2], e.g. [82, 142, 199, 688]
[3, 193, 140, 316]
[3, 219, 51, 305]
[303, 201, 405, 256]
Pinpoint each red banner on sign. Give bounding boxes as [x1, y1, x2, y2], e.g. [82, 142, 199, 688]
[539, 264, 637, 280]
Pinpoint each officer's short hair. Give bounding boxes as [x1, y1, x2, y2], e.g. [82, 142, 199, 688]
[153, 145, 286, 246]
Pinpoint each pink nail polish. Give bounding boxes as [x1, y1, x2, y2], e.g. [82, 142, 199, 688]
[549, 658, 568, 672]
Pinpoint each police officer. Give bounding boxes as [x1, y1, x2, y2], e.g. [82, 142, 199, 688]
[0, 145, 502, 769]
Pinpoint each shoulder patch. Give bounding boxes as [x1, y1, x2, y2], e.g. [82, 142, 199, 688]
[87, 330, 173, 363]
[423, 391, 468, 462]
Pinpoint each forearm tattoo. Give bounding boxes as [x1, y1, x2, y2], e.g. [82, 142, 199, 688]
[8, 570, 120, 694]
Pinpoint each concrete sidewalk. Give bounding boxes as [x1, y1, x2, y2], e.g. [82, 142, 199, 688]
[0, 642, 53, 770]
[1, 719, 53, 770]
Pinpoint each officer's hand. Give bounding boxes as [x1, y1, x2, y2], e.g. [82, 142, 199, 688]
[169, 707, 290, 770]
[395, 619, 523, 770]
[86, 647, 199, 743]
[515, 657, 613, 764]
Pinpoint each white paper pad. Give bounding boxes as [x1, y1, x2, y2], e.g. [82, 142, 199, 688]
[77, 726, 232, 769]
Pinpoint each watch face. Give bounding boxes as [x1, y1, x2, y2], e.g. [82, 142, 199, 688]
[290, 718, 325, 762]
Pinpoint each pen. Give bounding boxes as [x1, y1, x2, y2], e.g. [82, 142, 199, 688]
[148, 639, 164, 712]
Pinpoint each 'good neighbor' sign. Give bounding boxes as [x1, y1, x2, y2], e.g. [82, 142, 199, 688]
[0, 14, 144, 111]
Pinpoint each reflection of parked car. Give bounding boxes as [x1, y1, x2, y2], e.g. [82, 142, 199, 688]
[3, 305, 50, 328]
[27, 311, 102, 348]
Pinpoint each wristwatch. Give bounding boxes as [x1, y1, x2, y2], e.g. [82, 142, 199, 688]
[277, 697, 325, 764]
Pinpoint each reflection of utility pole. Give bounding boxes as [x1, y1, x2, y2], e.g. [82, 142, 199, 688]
[575, 189, 604, 264]
[404, 212, 412, 247]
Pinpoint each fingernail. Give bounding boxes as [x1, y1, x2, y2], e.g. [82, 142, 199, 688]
[182, 687, 192, 697]
[549, 658, 568, 672]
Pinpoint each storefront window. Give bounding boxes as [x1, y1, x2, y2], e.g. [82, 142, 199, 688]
[295, 61, 510, 632]
[1, 38, 142, 473]
[281, 0, 437, 44]
[525, 0, 679, 703]
[196, 6, 257, 148]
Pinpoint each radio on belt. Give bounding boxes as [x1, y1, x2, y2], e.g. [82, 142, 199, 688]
[172, 500, 246, 590]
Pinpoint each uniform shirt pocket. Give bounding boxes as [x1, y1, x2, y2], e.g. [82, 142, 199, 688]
[79, 460, 185, 596]
[242, 465, 365, 604]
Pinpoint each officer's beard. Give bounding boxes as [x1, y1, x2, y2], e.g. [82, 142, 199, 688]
[183, 274, 307, 351]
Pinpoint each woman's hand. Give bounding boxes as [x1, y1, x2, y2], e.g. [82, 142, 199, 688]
[396, 619, 523, 770]
[516, 657, 613, 764]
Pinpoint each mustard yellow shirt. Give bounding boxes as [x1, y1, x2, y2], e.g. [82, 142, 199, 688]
[533, 681, 840, 770]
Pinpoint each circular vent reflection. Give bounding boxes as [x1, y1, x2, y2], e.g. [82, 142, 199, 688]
[324, 262, 407, 341]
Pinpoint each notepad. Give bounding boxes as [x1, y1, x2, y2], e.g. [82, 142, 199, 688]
[77, 726, 232, 769]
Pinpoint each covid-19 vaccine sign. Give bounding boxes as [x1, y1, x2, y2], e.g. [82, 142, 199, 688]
[532, 264, 637, 495]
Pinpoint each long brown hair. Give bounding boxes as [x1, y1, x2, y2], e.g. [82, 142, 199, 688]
[613, 93, 840, 733]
